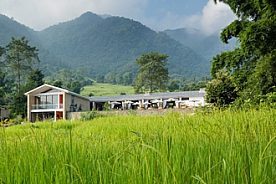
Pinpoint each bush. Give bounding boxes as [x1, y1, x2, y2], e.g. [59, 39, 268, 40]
[10, 115, 24, 125]
[80, 111, 101, 121]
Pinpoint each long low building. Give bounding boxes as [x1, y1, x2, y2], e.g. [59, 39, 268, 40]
[90, 90, 206, 110]
[25, 84, 205, 122]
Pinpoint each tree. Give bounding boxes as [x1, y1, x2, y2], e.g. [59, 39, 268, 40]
[168, 79, 180, 92]
[134, 52, 169, 93]
[0, 46, 4, 57]
[0, 69, 6, 106]
[25, 69, 44, 91]
[209, 1, 276, 105]
[0, 47, 5, 106]
[5, 37, 39, 95]
[3, 37, 40, 116]
[206, 70, 237, 106]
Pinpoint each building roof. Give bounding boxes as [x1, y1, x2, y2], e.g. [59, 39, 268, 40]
[89, 90, 205, 102]
[25, 84, 205, 103]
[24, 84, 90, 100]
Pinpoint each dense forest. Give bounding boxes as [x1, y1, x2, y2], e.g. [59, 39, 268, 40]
[0, 12, 210, 82]
[206, 0, 276, 107]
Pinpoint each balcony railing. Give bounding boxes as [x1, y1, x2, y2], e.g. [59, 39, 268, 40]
[32, 104, 63, 110]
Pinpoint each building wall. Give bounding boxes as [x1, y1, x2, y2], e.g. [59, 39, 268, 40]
[187, 97, 205, 107]
[65, 94, 90, 113]
[27, 94, 36, 122]
[0, 108, 10, 119]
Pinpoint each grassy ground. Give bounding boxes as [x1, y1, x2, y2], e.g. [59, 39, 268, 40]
[80, 83, 135, 96]
[0, 108, 275, 183]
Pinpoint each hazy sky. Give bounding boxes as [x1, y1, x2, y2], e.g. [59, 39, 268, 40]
[0, 0, 236, 35]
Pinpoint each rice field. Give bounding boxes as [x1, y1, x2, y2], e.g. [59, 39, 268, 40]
[0, 108, 275, 183]
[80, 83, 134, 96]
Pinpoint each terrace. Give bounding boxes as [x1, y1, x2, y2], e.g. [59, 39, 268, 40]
[31, 94, 63, 111]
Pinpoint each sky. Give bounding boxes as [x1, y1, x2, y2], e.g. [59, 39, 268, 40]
[0, 0, 236, 35]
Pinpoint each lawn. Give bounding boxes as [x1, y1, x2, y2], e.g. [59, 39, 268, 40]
[80, 83, 135, 96]
[0, 108, 275, 183]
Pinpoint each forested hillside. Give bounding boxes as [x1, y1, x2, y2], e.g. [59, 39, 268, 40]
[0, 12, 209, 79]
[163, 28, 237, 61]
[0, 15, 35, 44]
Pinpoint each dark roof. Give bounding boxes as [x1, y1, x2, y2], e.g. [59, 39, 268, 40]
[89, 90, 205, 102]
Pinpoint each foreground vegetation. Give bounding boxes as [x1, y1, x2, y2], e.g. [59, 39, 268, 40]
[0, 108, 275, 183]
[81, 82, 135, 96]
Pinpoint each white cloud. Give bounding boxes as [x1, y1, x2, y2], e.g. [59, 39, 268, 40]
[0, 0, 236, 34]
[0, 0, 148, 30]
[142, 0, 236, 35]
[200, 0, 237, 35]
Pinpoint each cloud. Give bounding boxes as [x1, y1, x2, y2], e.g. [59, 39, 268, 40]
[0, 0, 236, 34]
[142, 0, 236, 35]
[200, 0, 237, 35]
[0, 0, 148, 30]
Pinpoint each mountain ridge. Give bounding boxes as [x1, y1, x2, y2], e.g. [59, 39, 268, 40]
[0, 12, 210, 79]
[163, 27, 237, 61]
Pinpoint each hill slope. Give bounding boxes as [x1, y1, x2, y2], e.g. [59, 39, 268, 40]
[37, 12, 209, 77]
[0, 12, 210, 79]
[163, 28, 237, 61]
[0, 15, 36, 45]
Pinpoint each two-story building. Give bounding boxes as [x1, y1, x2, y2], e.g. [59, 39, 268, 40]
[25, 84, 90, 122]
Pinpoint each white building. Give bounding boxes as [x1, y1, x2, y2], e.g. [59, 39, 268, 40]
[90, 89, 206, 110]
[25, 84, 90, 122]
[25, 84, 206, 122]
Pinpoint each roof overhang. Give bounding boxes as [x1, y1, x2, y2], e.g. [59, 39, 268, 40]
[24, 84, 90, 101]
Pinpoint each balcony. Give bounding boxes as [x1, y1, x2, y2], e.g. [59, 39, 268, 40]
[32, 104, 63, 110]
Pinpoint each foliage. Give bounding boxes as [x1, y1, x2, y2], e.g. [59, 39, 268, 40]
[5, 37, 39, 93]
[167, 79, 180, 92]
[206, 70, 237, 107]
[24, 69, 44, 91]
[167, 75, 209, 92]
[1, 37, 41, 116]
[102, 71, 135, 86]
[80, 110, 101, 121]
[0, 69, 7, 106]
[164, 28, 236, 61]
[134, 52, 169, 93]
[0, 109, 275, 183]
[209, 0, 276, 105]
[0, 13, 209, 80]
[45, 69, 93, 94]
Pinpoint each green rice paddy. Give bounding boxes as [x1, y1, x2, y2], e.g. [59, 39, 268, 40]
[80, 83, 134, 97]
[0, 108, 275, 183]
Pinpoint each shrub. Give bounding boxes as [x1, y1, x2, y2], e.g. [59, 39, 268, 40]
[80, 111, 100, 121]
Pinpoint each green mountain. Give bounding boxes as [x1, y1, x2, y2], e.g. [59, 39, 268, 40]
[0, 12, 209, 79]
[0, 15, 36, 44]
[163, 28, 237, 61]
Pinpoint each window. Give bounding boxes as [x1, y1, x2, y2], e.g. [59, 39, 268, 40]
[47, 95, 53, 104]
[41, 96, 47, 105]
[53, 95, 58, 105]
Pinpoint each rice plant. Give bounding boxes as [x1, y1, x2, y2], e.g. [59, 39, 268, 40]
[0, 108, 275, 183]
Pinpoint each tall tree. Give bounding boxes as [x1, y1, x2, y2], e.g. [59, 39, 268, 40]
[4, 37, 40, 116]
[0, 47, 8, 107]
[5, 37, 39, 94]
[0, 69, 6, 106]
[134, 52, 169, 93]
[25, 69, 44, 91]
[208, 0, 276, 105]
